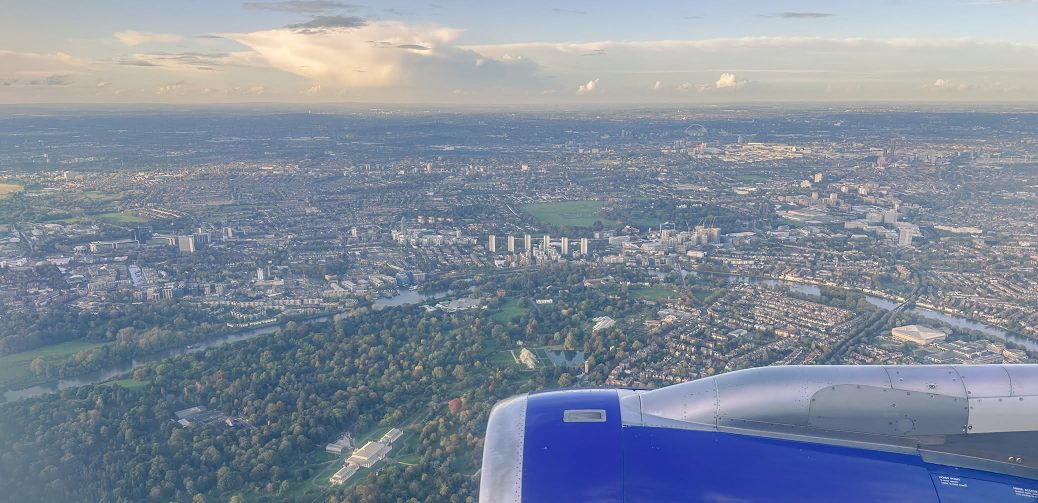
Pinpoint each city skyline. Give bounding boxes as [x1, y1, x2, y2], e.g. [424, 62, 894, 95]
[4, 0, 1038, 104]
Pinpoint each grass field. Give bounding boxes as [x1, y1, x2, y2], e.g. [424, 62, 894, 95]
[522, 200, 606, 228]
[80, 190, 119, 201]
[631, 287, 678, 301]
[0, 183, 23, 199]
[97, 211, 148, 224]
[492, 298, 530, 323]
[0, 341, 107, 390]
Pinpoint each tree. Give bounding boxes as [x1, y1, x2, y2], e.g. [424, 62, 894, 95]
[29, 356, 45, 376]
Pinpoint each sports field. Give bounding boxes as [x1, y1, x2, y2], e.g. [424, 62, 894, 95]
[522, 200, 606, 228]
[0, 183, 24, 198]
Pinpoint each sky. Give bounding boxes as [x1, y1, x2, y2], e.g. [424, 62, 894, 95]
[3, 0, 1038, 104]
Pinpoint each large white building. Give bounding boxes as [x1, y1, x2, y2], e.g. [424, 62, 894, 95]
[380, 428, 403, 445]
[330, 463, 359, 485]
[348, 441, 391, 468]
[892, 325, 947, 345]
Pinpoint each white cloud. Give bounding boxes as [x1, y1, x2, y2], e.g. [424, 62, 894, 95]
[924, 78, 977, 91]
[0, 49, 86, 75]
[678, 81, 706, 92]
[114, 31, 183, 46]
[113, 51, 266, 72]
[156, 81, 185, 96]
[223, 20, 541, 95]
[576, 78, 599, 95]
[715, 72, 746, 89]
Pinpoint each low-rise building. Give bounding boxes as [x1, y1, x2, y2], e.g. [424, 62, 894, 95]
[348, 441, 391, 468]
[891, 325, 947, 345]
[330, 463, 359, 485]
[325, 433, 352, 454]
[379, 428, 403, 445]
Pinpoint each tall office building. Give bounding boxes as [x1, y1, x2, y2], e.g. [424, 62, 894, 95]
[561, 237, 569, 255]
[177, 235, 196, 254]
[542, 234, 551, 250]
[488, 235, 496, 253]
[579, 237, 589, 256]
[883, 210, 898, 225]
[524, 234, 533, 252]
[507, 235, 515, 253]
[814, 172, 823, 183]
[898, 227, 914, 247]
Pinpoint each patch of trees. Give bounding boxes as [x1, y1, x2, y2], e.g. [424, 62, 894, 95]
[0, 301, 218, 356]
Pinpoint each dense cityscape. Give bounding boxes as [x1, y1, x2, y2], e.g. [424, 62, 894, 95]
[1, 106, 1037, 501]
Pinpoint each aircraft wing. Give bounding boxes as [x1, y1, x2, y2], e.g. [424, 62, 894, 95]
[480, 364, 1038, 502]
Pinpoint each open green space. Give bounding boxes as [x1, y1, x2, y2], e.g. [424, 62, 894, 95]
[97, 211, 147, 224]
[0, 341, 107, 390]
[630, 287, 678, 301]
[780, 217, 809, 229]
[0, 183, 23, 198]
[492, 298, 530, 323]
[522, 200, 606, 228]
[80, 190, 120, 201]
[730, 172, 770, 182]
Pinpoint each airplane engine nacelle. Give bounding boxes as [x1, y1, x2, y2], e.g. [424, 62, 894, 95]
[480, 365, 1038, 503]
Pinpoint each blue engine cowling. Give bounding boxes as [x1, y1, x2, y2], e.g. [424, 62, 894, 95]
[480, 365, 1038, 502]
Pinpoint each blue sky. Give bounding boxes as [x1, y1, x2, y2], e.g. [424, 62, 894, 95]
[3, 0, 1038, 103]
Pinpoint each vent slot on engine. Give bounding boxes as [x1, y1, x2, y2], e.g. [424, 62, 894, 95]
[564, 409, 606, 423]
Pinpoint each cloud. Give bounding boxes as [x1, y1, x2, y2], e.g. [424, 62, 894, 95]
[284, 15, 367, 32]
[924, 78, 975, 91]
[0, 50, 87, 89]
[0, 49, 85, 73]
[223, 20, 543, 94]
[715, 72, 746, 89]
[768, 12, 835, 18]
[11, 74, 75, 86]
[201, 85, 267, 96]
[114, 30, 183, 46]
[111, 51, 263, 71]
[576, 78, 599, 95]
[678, 81, 707, 92]
[156, 81, 186, 96]
[243, 1, 357, 13]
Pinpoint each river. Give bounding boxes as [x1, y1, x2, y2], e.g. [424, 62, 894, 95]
[3, 289, 440, 402]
